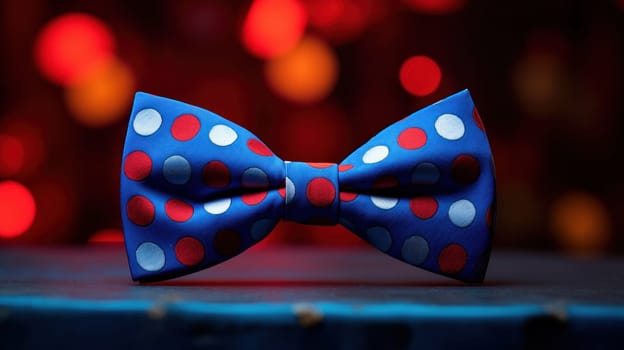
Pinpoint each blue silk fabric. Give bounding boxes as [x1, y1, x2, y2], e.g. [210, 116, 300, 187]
[121, 90, 496, 283]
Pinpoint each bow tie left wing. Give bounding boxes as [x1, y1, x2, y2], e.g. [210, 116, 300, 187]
[121, 92, 284, 281]
[337, 90, 496, 282]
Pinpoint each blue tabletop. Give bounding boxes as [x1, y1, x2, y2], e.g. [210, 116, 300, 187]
[1, 245, 623, 349]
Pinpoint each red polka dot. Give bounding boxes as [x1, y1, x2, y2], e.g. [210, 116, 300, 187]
[242, 191, 267, 205]
[409, 197, 438, 219]
[397, 127, 427, 150]
[340, 192, 357, 202]
[306, 178, 336, 207]
[126, 196, 155, 226]
[171, 114, 200, 141]
[307, 162, 333, 169]
[165, 199, 194, 222]
[247, 139, 273, 156]
[451, 155, 481, 185]
[124, 151, 152, 181]
[473, 107, 485, 131]
[373, 175, 399, 189]
[214, 229, 242, 256]
[438, 244, 467, 274]
[202, 161, 230, 188]
[278, 187, 286, 198]
[175, 236, 205, 266]
[338, 164, 353, 172]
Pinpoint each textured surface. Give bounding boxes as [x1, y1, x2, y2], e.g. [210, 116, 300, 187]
[1, 245, 624, 349]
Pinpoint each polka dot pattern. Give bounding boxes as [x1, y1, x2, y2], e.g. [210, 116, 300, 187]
[438, 244, 467, 274]
[247, 139, 273, 156]
[209, 124, 238, 146]
[124, 151, 152, 181]
[163, 155, 191, 185]
[452, 155, 480, 185]
[133, 108, 162, 136]
[127, 196, 155, 226]
[171, 114, 200, 141]
[366, 226, 392, 252]
[306, 178, 335, 207]
[203, 198, 231, 215]
[435, 114, 465, 140]
[402, 236, 429, 265]
[202, 161, 230, 188]
[409, 197, 438, 219]
[362, 145, 389, 164]
[165, 199, 194, 223]
[121, 90, 494, 283]
[397, 127, 427, 150]
[448, 200, 476, 228]
[175, 237, 205, 266]
[136, 242, 165, 271]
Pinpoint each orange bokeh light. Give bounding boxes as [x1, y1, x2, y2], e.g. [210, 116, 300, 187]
[64, 57, 135, 127]
[403, 0, 467, 15]
[399, 55, 442, 97]
[34, 13, 116, 86]
[241, 0, 307, 59]
[551, 191, 611, 255]
[0, 181, 36, 239]
[265, 36, 338, 103]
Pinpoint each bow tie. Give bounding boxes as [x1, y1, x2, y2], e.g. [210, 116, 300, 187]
[121, 90, 496, 283]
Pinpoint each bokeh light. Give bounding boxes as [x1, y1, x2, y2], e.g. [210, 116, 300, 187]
[241, 0, 307, 59]
[0, 181, 36, 239]
[265, 36, 338, 103]
[304, 0, 386, 44]
[403, 0, 467, 15]
[34, 13, 115, 86]
[64, 58, 135, 127]
[399, 55, 442, 97]
[89, 228, 124, 243]
[0, 134, 25, 177]
[551, 191, 611, 255]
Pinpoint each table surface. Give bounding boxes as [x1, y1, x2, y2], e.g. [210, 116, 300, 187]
[1, 245, 624, 349]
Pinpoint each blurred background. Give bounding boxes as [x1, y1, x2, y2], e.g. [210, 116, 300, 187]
[0, 0, 622, 256]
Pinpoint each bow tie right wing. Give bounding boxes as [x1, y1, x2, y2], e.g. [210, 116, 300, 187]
[121, 92, 284, 281]
[337, 90, 496, 282]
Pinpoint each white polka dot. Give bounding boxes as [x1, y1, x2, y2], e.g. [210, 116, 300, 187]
[133, 108, 162, 136]
[362, 145, 389, 164]
[209, 124, 238, 146]
[448, 199, 476, 227]
[435, 114, 465, 140]
[163, 155, 191, 184]
[136, 242, 165, 271]
[203, 198, 231, 214]
[242, 167, 269, 188]
[401, 236, 429, 265]
[251, 219, 276, 241]
[366, 226, 392, 252]
[285, 177, 295, 204]
[370, 196, 398, 210]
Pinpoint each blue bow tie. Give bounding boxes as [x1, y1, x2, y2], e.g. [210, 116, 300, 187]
[121, 90, 496, 283]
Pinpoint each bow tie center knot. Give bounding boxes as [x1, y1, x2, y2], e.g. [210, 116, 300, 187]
[283, 161, 340, 225]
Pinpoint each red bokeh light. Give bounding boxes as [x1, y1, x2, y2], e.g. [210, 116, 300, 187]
[34, 13, 115, 86]
[89, 228, 124, 243]
[241, 0, 307, 59]
[403, 0, 467, 15]
[0, 135, 25, 177]
[399, 55, 442, 97]
[0, 181, 36, 239]
[304, 0, 386, 43]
